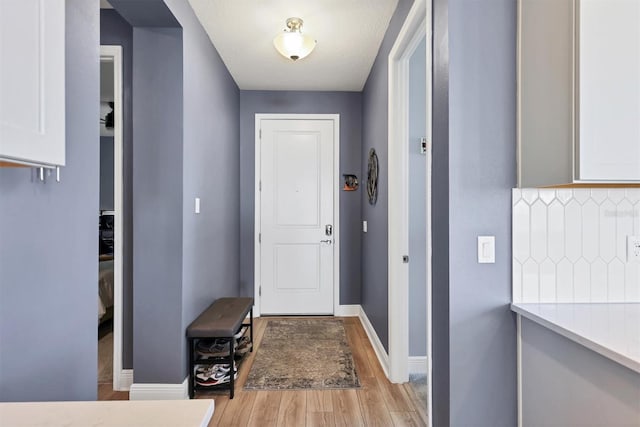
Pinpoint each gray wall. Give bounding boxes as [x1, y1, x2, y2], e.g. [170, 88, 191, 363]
[112, 0, 241, 382]
[0, 0, 99, 401]
[431, 0, 451, 423]
[100, 8, 134, 370]
[111, 0, 239, 383]
[100, 136, 115, 211]
[448, 0, 517, 425]
[239, 91, 363, 305]
[131, 26, 184, 384]
[166, 0, 241, 375]
[408, 36, 427, 357]
[522, 318, 640, 426]
[361, 0, 414, 351]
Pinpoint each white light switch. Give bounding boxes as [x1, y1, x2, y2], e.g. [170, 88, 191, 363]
[195, 197, 201, 214]
[363, 221, 368, 233]
[478, 236, 495, 263]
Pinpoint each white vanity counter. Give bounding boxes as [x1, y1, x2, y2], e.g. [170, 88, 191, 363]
[511, 303, 640, 374]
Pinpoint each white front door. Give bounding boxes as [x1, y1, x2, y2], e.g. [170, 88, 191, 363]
[258, 118, 335, 315]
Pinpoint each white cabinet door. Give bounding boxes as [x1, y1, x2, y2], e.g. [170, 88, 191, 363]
[578, 0, 640, 181]
[0, 0, 65, 167]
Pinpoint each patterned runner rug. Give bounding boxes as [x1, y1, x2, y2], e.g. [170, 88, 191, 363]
[244, 318, 360, 390]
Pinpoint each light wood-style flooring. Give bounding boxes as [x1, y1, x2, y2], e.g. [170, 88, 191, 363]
[100, 316, 428, 426]
[98, 383, 128, 401]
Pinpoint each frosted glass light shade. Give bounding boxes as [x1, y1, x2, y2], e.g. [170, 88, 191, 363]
[273, 18, 316, 61]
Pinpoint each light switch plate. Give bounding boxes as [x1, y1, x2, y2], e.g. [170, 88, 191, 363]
[627, 235, 640, 263]
[195, 197, 200, 214]
[478, 236, 495, 263]
[363, 220, 368, 233]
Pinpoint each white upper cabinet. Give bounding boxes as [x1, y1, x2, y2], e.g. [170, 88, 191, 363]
[0, 0, 65, 167]
[577, 0, 640, 181]
[518, 0, 640, 187]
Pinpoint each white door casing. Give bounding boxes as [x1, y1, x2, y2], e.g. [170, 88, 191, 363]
[255, 115, 340, 316]
[388, 0, 432, 426]
[0, 0, 65, 167]
[100, 45, 131, 391]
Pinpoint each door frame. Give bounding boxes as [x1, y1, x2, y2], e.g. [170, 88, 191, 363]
[388, 0, 433, 425]
[254, 114, 340, 317]
[100, 45, 127, 391]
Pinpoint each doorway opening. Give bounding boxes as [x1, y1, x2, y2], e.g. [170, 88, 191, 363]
[388, 0, 432, 425]
[407, 32, 429, 411]
[98, 45, 126, 398]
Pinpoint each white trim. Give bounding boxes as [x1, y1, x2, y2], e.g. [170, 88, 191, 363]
[119, 369, 134, 391]
[408, 356, 428, 375]
[335, 304, 360, 317]
[254, 114, 340, 317]
[358, 306, 389, 377]
[100, 45, 128, 392]
[388, 2, 433, 426]
[517, 314, 523, 427]
[425, 108, 434, 427]
[129, 377, 189, 400]
[516, 0, 523, 188]
[425, 18, 434, 423]
[387, 0, 428, 385]
[254, 116, 261, 317]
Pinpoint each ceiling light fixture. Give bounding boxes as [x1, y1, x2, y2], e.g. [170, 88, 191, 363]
[273, 17, 316, 62]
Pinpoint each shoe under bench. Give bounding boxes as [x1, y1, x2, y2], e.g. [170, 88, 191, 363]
[186, 297, 254, 399]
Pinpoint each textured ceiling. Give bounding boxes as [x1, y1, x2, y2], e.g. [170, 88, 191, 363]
[188, 0, 399, 91]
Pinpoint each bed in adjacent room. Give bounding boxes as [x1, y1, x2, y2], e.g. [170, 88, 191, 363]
[98, 259, 114, 323]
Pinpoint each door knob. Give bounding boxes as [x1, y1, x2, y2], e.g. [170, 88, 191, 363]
[320, 239, 333, 244]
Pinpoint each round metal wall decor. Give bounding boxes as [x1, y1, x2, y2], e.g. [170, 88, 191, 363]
[367, 148, 378, 205]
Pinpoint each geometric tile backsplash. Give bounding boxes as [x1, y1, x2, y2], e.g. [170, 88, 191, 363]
[513, 188, 640, 303]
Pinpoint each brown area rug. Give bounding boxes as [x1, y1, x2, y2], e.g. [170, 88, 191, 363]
[244, 318, 360, 390]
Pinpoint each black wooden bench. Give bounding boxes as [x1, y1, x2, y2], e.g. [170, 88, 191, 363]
[186, 297, 254, 399]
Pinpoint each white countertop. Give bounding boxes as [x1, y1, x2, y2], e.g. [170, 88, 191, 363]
[511, 303, 640, 374]
[0, 399, 214, 427]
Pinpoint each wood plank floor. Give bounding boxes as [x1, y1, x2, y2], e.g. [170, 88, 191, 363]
[199, 316, 428, 427]
[99, 316, 428, 426]
[98, 383, 128, 401]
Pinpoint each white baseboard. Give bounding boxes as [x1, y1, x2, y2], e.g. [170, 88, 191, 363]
[129, 377, 188, 400]
[408, 356, 427, 375]
[357, 306, 389, 377]
[335, 304, 360, 317]
[116, 369, 133, 391]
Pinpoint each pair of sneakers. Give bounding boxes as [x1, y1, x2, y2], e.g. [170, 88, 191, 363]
[196, 339, 231, 357]
[195, 363, 237, 386]
[196, 327, 248, 357]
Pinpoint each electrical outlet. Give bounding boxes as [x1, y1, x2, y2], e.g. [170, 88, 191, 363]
[627, 236, 640, 263]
